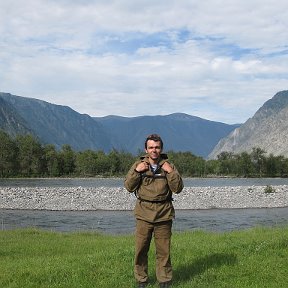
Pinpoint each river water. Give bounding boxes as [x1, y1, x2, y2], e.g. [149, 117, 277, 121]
[1, 178, 288, 234]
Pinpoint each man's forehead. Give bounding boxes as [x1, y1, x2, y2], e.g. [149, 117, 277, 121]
[146, 140, 161, 146]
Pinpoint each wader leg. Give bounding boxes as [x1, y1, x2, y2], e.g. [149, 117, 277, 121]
[154, 220, 172, 283]
[134, 219, 153, 283]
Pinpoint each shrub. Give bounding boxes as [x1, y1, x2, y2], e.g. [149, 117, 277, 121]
[264, 185, 275, 193]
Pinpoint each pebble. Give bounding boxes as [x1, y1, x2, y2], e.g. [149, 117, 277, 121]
[1, 186, 288, 211]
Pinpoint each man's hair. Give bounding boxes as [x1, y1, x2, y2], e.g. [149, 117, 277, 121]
[145, 134, 163, 149]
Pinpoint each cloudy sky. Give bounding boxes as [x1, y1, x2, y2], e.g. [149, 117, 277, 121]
[1, 0, 287, 124]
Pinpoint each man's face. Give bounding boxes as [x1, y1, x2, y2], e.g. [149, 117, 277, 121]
[145, 140, 162, 161]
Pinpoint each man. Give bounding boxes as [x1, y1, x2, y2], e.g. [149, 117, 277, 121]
[124, 134, 184, 288]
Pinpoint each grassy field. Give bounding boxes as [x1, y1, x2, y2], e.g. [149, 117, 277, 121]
[0, 226, 288, 288]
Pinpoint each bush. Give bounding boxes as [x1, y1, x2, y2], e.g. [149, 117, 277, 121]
[264, 185, 275, 193]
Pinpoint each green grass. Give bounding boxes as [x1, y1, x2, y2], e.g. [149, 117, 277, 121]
[0, 226, 288, 287]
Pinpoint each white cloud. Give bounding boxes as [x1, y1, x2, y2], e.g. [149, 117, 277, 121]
[0, 0, 288, 124]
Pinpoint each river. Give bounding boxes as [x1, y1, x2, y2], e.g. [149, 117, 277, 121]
[1, 177, 288, 234]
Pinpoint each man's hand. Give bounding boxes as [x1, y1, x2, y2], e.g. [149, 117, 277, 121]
[161, 162, 173, 173]
[135, 162, 149, 173]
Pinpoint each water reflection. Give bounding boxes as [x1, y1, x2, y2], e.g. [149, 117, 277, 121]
[173, 208, 288, 232]
[1, 207, 288, 234]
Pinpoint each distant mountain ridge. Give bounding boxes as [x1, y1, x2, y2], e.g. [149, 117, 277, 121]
[0, 92, 112, 152]
[0, 96, 32, 136]
[0, 92, 239, 157]
[94, 113, 240, 156]
[209, 90, 288, 159]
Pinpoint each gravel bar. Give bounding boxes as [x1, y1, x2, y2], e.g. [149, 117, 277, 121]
[1, 186, 288, 211]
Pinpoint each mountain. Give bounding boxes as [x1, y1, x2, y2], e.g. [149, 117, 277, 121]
[208, 90, 288, 159]
[0, 92, 112, 152]
[94, 113, 240, 157]
[0, 96, 32, 136]
[0, 92, 239, 157]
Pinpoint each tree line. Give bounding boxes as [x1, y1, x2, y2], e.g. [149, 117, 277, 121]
[1, 130, 288, 178]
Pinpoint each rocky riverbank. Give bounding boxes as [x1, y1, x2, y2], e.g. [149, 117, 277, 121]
[1, 185, 288, 211]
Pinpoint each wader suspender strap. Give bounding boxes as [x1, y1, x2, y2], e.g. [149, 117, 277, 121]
[134, 163, 173, 203]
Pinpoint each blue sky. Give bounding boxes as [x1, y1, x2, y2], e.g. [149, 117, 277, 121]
[0, 0, 288, 124]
